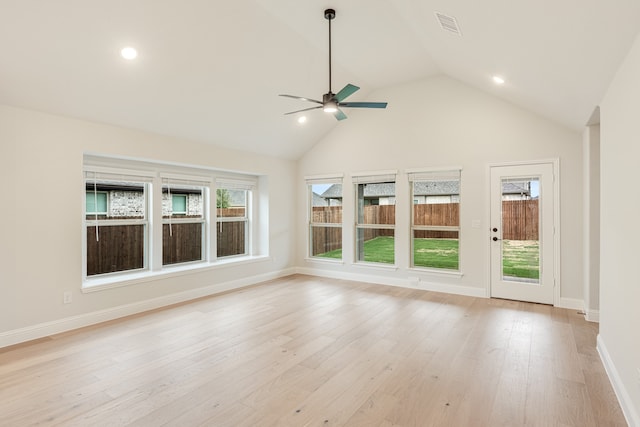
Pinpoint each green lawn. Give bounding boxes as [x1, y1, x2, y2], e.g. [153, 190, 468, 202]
[502, 240, 539, 279]
[318, 236, 459, 268]
[318, 237, 539, 279]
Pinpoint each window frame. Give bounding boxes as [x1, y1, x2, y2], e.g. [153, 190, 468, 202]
[82, 156, 264, 291]
[408, 168, 462, 272]
[215, 180, 255, 259]
[306, 177, 343, 261]
[84, 170, 151, 277]
[162, 176, 209, 267]
[352, 171, 397, 266]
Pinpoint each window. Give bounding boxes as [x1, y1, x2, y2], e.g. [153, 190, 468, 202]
[306, 176, 343, 259]
[216, 179, 254, 258]
[162, 176, 208, 266]
[85, 191, 107, 215]
[84, 171, 151, 276]
[83, 155, 262, 286]
[171, 194, 187, 215]
[353, 172, 397, 265]
[409, 169, 461, 270]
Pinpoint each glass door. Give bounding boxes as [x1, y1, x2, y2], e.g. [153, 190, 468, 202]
[490, 163, 555, 304]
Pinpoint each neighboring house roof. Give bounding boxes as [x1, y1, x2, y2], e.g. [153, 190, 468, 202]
[414, 181, 459, 196]
[321, 183, 397, 199]
[320, 184, 342, 199]
[319, 181, 530, 201]
[361, 183, 396, 198]
[502, 181, 531, 196]
[312, 192, 328, 206]
[321, 182, 460, 199]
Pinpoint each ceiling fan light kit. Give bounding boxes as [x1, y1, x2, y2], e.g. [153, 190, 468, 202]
[279, 8, 388, 121]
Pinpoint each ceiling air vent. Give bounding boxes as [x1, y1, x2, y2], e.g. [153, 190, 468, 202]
[435, 12, 462, 36]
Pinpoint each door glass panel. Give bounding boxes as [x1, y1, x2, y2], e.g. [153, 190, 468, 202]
[501, 177, 540, 284]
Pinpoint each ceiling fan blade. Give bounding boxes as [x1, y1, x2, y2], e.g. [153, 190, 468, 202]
[339, 101, 388, 109]
[333, 108, 348, 121]
[335, 84, 360, 102]
[279, 94, 323, 104]
[284, 106, 323, 115]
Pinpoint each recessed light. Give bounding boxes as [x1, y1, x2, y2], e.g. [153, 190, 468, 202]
[492, 75, 505, 85]
[121, 47, 138, 60]
[297, 116, 307, 124]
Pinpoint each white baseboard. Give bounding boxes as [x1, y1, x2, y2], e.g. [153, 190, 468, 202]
[558, 297, 584, 311]
[296, 267, 487, 298]
[585, 309, 600, 323]
[298, 268, 590, 309]
[0, 267, 297, 349]
[597, 334, 639, 427]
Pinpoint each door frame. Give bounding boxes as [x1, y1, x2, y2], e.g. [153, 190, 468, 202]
[485, 159, 560, 306]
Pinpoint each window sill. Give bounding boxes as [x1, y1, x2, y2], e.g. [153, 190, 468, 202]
[408, 267, 464, 279]
[304, 257, 344, 265]
[352, 262, 399, 272]
[82, 255, 271, 293]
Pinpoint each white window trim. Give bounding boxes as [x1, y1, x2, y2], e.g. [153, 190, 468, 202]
[215, 184, 251, 259]
[82, 255, 271, 292]
[351, 169, 397, 184]
[408, 168, 462, 272]
[305, 173, 343, 184]
[82, 154, 262, 290]
[83, 171, 151, 278]
[354, 173, 397, 266]
[307, 177, 344, 260]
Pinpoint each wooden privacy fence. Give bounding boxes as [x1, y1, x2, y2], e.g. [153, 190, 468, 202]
[86, 225, 144, 276]
[311, 200, 538, 255]
[163, 223, 202, 265]
[216, 221, 245, 257]
[311, 206, 343, 255]
[311, 204, 460, 254]
[86, 208, 246, 275]
[501, 199, 538, 240]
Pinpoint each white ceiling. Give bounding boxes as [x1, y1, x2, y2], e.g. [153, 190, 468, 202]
[1, 0, 639, 159]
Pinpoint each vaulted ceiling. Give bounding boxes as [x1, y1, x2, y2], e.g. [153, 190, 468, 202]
[1, 1, 639, 159]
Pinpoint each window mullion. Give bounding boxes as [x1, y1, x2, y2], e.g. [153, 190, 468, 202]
[150, 179, 163, 272]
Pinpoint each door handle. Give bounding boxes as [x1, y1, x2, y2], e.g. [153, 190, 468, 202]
[492, 236, 501, 241]
[492, 227, 498, 232]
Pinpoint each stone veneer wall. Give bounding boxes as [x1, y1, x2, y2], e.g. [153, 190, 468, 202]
[107, 191, 203, 217]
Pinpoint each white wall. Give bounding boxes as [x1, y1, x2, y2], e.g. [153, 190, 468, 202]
[297, 75, 584, 304]
[583, 124, 601, 322]
[599, 33, 640, 426]
[0, 105, 296, 342]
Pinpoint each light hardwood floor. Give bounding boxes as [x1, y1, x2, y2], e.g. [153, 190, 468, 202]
[0, 275, 626, 426]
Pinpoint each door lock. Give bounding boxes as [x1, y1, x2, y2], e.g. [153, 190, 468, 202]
[492, 227, 498, 232]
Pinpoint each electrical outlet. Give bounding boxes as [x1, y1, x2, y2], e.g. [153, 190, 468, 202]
[63, 291, 72, 304]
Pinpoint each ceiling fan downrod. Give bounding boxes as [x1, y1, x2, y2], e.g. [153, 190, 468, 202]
[278, 7, 387, 121]
[325, 8, 335, 94]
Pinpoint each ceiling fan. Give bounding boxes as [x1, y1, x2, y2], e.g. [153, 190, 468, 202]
[280, 8, 388, 121]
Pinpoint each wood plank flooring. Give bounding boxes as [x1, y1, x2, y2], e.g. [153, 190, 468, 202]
[0, 275, 627, 426]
